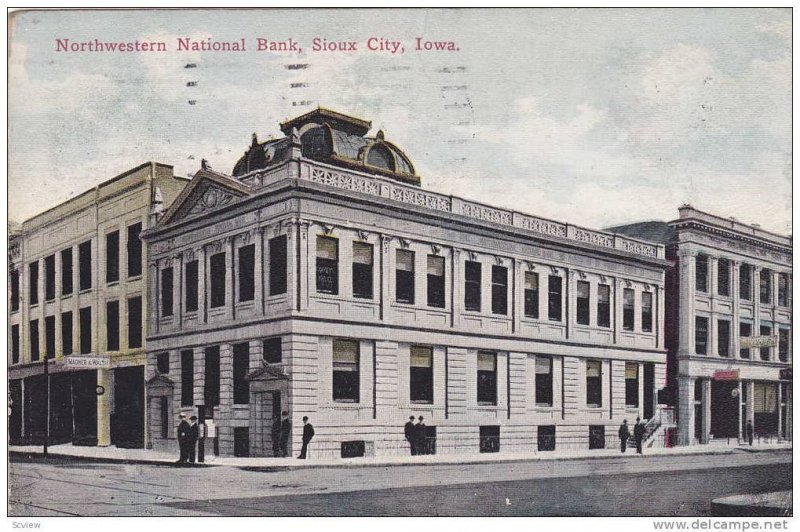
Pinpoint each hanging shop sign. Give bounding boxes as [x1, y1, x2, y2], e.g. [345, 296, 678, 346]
[740, 335, 777, 349]
[713, 370, 740, 381]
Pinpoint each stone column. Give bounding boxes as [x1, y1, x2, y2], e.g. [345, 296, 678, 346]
[174, 253, 183, 328]
[709, 314, 718, 358]
[451, 249, 462, 328]
[613, 276, 621, 344]
[226, 237, 235, 320]
[745, 380, 755, 431]
[254, 228, 264, 315]
[656, 283, 666, 350]
[731, 260, 740, 358]
[297, 221, 309, 311]
[97, 368, 112, 446]
[701, 378, 711, 443]
[72, 244, 80, 356]
[677, 376, 695, 446]
[677, 248, 697, 357]
[753, 266, 761, 336]
[777, 382, 782, 437]
[709, 256, 718, 300]
[737, 380, 744, 440]
[565, 269, 575, 339]
[198, 246, 207, 323]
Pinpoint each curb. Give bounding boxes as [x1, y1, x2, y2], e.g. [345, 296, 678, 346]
[11, 446, 790, 471]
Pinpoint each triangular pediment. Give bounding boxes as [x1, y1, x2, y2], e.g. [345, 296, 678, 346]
[156, 168, 253, 228]
[246, 363, 289, 382]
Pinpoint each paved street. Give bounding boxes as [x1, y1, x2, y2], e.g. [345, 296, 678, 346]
[8, 449, 791, 517]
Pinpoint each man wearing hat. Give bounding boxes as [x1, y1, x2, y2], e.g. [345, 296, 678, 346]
[176, 414, 190, 463]
[187, 415, 200, 463]
[279, 411, 291, 457]
[404, 415, 417, 455]
[414, 416, 427, 455]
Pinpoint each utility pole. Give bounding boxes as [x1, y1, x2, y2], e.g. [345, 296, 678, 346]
[43, 355, 49, 457]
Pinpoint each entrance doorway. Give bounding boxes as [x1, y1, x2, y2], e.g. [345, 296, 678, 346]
[643, 363, 655, 419]
[112, 366, 144, 448]
[710, 380, 739, 438]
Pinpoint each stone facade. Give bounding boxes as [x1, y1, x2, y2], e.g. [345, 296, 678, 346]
[142, 111, 670, 458]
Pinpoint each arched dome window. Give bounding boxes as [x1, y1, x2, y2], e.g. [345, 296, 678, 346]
[300, 126, 332, 160]
[366, 143, 396, 172]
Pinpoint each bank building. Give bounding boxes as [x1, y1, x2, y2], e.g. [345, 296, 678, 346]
[141, 109, 673, 458]
[613, 208, 792, 447]
[8, 163, 188, 447]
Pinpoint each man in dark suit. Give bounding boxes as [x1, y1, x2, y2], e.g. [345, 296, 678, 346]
[279, 411, 291, 457]
[618, 419, 630, 453]
[271, 416, 282, 457]
[187, 415, 199, 463]
[633, 417, 645, 454]
[415, 416, 427, 455]
[176, 414, 190, 463]
[405, 416, 417, 455]
[298, 416, 314, 459]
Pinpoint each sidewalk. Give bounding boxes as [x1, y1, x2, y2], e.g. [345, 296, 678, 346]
[9, 441, 791, 470]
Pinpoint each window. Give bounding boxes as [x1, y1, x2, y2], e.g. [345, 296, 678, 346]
[352, 242, 374, 299]
[79, 240, 92, 291]
[695, 316, 708, 355]
[778, 329, 789, 362]
[126, 222, 142, 278]
[464, 261, 481, 312]
[410, 346, 433, 403]
[29, 261, 39, 305]
[479, 426, 500, 453]
[209, 252, 226, 307]
[180, 350, 193, 407]
[263, 337, 282, 364]
[10, 269, 19, 311]
[586, 360, 602, 407]
[395, 249, 415, 304]
[61, 248, 73, 296]
[695, 255, 708, 293]
[576, 281, 590, 325]
[548, 275, 562, 321]
[625, 362, 639, 407]
[623, 289, 635, 331]
[79, 307, 92, 354]
[759, 269, 772, 305]
[160, 267, 174, 316]
[127, 296, 142, 349]
[269, 235, 287, 295]
[45, 316, 55, 359]
[333, 339, 359, 402]
[537, 425, 556, 451]
[717, 320, 730, 357]
[589, 425, 606, 450]
[204, 346, 221, 408]
[185, 260, 199, 312]
[44, 254, 55, 301]
[778, 273, 789, 307]
[106, 230, 119, 284]
[717, 259, 730, 296]
[591, 284, 610, 329]
[233, 342, 250, 404]
[61, 312, 73, 356]
[524, 272, 539, 319]
[29, 319, 39, 361]
[11, 324, 19, 364]
[106, 301, 119, 351]
[739, 322, 752, 359]
[316, 236, 339, 295]
[477, 351, 497, 405]
[535, 356, 553, 406]
[760, 325, 772, 361]
[641, 291, 653, 333]
[491, 265, 508, 315]
[238, 244, 255, 302]
[740, 264, 751, 300]
[156, 352, 170, 374]
[427, 255, 445, 308]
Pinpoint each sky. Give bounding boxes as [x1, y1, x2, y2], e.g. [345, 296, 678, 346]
[8, 8, 792, 234]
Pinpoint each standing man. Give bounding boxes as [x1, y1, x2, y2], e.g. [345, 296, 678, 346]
[187, 416, 199, 463]
[176, 414, 190, 463]
[634, 417, 645, 454]
[746, 420, 754, 446]
[279, 411, 291, 457]
[405, 415, 417, 456]
[415, 416, 427, 456]
[618, 419, 630, 453]
[271, 415, 282, 457]
[298, 416, 315, 459]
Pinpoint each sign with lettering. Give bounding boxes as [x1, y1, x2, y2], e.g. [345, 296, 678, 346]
[713, 370, 739, 381]
[740, 335, 777, 349]
[64, 355, 111, 369]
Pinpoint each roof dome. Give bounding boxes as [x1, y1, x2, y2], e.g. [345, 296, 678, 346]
[232, 108, 419, 186]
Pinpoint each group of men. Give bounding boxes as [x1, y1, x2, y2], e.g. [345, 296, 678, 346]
[270, 412, 316, 459]
[617, 417, 646, 454]
[404, 415, 431, 455]
[176, 414, 199, 463]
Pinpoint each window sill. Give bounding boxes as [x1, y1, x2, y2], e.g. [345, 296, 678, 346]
[61, 293, 73, 300]
[127, 275, 143, 283]
[79, 288, 93, 295]
[106, 281, 120, 287]
[585, 405, 603, 410]
[410, 400, 434, 405]
[477, 402, 498, 407]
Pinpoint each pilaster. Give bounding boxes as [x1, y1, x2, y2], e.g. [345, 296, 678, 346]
[677, 376, 695, 446]
[677, 248, 697, 357]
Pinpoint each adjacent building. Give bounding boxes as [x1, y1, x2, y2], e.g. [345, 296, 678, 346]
[612, 206, 792, 446]
[8, 163, 187, 447]
[142, 109, 672, 458]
